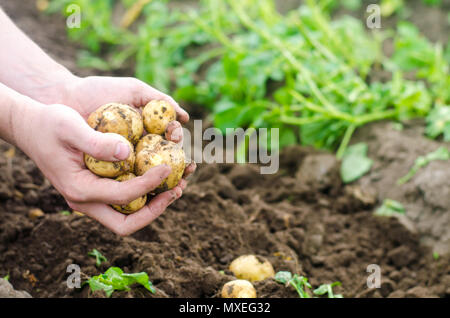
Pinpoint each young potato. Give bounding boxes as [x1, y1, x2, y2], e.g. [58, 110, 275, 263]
[135, 139, 185, 193]
[111, 173, 147, 214]
[135, 134, 164, 154]
[229, 255, 275, 282]
[142, 100, 176, 135]
[221, 280, 257, 298]
[84, 134, 135, 178]
[87, 103, 144, 144]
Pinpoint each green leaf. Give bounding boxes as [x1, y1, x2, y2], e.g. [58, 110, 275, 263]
[340, 143, 374, 183]
[274, 271, 292, 284]
[313, 284, 329, 296]
[426, 105, 450, 140]
[375, 199, 406, 217]
[313, 281, 342, 298]
[422, 0, 442, 6]
[279, 129, 298, 148]
[88, 249, 108, 267]
[88, 278, 115, 297]
[341, 0, 363, 11]
[86, 267, 155, 297]
[122, 272, 156, 293]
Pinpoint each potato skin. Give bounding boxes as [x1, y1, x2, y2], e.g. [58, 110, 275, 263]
[87, 103, 144, 144]
[84, 134, 135, 178]
[111, 173, 147, 214]
[142, 100, 176, 135]
[135, 134, 164, 154]
[135, 139, 185, 193]
[221, 280, 257, 298]
[229, 255, 275, 282]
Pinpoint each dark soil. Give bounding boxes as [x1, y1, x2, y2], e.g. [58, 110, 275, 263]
[353, 121, 450, 255]
[0, 0, 449, 298]
[1, 145, 449, 298]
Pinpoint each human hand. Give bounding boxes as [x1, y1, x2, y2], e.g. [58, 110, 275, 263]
[62, 75, 196, 177]
[18, 102, 186, 236]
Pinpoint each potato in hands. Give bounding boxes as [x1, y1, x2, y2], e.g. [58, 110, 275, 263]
[111, 173, 147, 214]
[84, 101, 186, 214]
[87, 103, 143, 144]
[142, 100, 176, 135]
[135, 138, 185, 193]
[84, 133, 135, 178]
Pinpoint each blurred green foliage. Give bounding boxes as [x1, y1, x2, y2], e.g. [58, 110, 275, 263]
[48, 0, 449, 155]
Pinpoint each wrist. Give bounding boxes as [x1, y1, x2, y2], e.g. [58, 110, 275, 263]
[28, 66, 79, 106]
[11, 95, 43, 155]
[0, 83, 42, 151]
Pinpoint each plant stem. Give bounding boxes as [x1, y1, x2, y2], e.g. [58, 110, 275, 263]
[336, 124, 356, 159]
[228, 0, 338, 114]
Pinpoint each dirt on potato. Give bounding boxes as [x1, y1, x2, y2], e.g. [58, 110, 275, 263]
[0, 0, 449, 299]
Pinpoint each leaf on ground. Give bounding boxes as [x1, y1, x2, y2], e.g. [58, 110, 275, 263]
[274, 271, 292, 284]
[86, 267, 155, 297]
[340, 143, 374, 183]
[375, 199, 406, 217]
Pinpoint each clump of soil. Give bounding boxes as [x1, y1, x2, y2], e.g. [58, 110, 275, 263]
[353, 121, 450, 255]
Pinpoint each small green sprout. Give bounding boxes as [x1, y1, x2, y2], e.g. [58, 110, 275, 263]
[88, 249, 108, 267]
[397, 147, 450, 185]
[3, 273, 10, 281]
[313, 282, 343, 298]
[375, 199, 406, 217]
[274, 271, 312, 298]
[433, 252, 440, 261]
[85, 267, 155, 298]
[59, 210, 71, 216]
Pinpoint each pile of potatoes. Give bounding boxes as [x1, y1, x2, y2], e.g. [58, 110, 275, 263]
[84, 101, 185, 214]
[221, 255, 275, 298]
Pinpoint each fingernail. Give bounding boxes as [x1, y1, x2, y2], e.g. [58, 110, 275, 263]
[114, 142, 130, 160]
[171, 127, 183, 142]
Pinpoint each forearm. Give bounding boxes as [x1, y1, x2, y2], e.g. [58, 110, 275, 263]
[0, 82, 39, 148]
[0, 8, 77, 104]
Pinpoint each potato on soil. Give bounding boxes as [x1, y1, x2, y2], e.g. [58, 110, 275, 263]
[135, 134, 164, 154]
[142, 100, 176, 135]
[229, 255, 275, 282]
[221, 280, 257, 298]
[111, 173, 147, 214]
[135, 139, 185, 193]
[87, 103, 144, 144]
[84, 134, 135, 178]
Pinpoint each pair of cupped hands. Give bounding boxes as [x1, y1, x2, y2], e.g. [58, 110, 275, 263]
[20, 75, 196, 236]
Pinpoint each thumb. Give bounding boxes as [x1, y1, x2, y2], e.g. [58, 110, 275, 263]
[67, 121, 131, 161]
